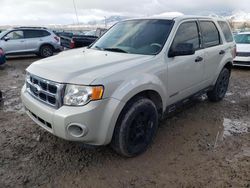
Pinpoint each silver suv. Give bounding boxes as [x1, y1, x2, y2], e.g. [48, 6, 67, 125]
[0, 27, 62, 58]
[21, 16, 236, 157]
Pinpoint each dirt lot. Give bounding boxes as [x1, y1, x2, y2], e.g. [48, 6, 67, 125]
[0, 57, 249, 188]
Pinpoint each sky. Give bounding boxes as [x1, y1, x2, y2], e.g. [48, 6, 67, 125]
[0, 0, 250, 25]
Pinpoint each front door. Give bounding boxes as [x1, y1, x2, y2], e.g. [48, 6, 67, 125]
[167, 21, 205, 104]
[2, 30, 27, 54]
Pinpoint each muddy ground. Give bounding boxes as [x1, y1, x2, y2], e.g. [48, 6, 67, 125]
[0, 56, 249, 188]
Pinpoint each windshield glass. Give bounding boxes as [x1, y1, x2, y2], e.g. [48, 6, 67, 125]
[235, 34, 250, 44]
[0, 30, 8, 39]
[91, 19, 174, 55]
[85, 30, 96, 36]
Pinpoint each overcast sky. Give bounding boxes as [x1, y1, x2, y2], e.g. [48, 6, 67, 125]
[0, 0, 249, 25]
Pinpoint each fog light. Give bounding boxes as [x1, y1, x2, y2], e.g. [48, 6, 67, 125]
[67, 123, 88, 138]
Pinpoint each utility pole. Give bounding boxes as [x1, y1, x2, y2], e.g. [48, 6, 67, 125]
[73, 0, 79, 25]
[104, 16, 107, 28]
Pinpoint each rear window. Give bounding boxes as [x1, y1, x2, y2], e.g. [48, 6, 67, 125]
[200, 21, 220, 48]
[218, 21, 233, 42]
[24, 30, 51, 38]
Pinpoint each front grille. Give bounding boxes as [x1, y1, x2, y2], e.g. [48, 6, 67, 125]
[236, 52, 250, 57]
[26, 73, 64, 108]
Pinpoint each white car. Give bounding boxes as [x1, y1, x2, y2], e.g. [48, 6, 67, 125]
[234, 32, 250, 67]
[21, 16, 235, 157]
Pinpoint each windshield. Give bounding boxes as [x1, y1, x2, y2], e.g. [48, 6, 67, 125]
[0, 30, 8, 39]
[85, 30, 96, 36]
[235, 34, 250, 44]
[91, 19, 174, 55]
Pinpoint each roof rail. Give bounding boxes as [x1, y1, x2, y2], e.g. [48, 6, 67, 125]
[14, 26, 48, 29]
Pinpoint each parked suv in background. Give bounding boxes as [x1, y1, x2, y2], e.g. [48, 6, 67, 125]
[0, 27, 62, 58]
[234, 32, 250, 67]
[21, 16, 235, 157]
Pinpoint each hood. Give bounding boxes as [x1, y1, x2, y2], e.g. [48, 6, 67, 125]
[236, 43, 250, 53]
[27, 48, 154, 85]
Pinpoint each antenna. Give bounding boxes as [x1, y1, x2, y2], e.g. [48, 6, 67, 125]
[72, 0, 79, 25]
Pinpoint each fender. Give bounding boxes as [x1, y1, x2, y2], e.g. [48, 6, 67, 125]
[212, 55, 233, 85]
[110, 73, 168, 111]
[101, 73, 168, 144]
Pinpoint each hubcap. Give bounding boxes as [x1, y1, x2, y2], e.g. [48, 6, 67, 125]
[128, 111, 154, 148]
[43, 47, 52, 57]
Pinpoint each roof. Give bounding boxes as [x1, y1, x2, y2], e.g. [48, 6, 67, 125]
[126, 15, 228, 22]
[12, 26, 48, 30]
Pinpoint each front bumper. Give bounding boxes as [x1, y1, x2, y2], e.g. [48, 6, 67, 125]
[234, 56, 250, 67]
[21, 86, 124, 145]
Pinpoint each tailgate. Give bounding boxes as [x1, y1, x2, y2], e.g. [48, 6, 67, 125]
[60, 36, 72, 49]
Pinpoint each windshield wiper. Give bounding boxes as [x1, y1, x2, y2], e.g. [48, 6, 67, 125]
[103, 48, 128, 53]
[94, 46, 104, 51]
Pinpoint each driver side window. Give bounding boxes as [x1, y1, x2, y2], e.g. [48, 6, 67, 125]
[6, 30, 24, 40]
[171, 21, 200, 51]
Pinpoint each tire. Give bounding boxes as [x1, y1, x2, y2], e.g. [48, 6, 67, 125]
[111, 97, 159, 157]
[39, 45, 53, 58]
[207, 68, 230, 102]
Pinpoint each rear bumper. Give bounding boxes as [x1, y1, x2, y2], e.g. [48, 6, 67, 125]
[53, 44, 64, 52]
[21, 86, 124, 145]
[233, 56, 250, 67]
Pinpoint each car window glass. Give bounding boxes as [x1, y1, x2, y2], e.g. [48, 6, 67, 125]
[6, 30, 24, 40]
[235, 34, 250, 44]
[41, 30, 50, 37]
[200, 21, 220, 48]
[218, 21, 233, 42]
[92, 20, 174, 55]
[24, 30, 50, 38]
[171, 21, 200, 51]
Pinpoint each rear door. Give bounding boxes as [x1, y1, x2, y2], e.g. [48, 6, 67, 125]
[199, 20, 225, 83]
[24, 30, 51, 52]
[24, 30, 45, 52]
[2, 30, 27, 54]
[167, 20, 205, 104]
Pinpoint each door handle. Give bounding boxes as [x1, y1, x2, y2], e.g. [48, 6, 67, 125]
[195, 56, 203, 62]
[219, 50, 225, 55]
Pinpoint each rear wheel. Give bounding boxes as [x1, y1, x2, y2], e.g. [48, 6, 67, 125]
[39, 45, 53, 58]
[207, 68, 230, 102]
[111, 97, 158, 157]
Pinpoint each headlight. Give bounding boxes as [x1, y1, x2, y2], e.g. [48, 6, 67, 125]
[63, 85, 104, 106]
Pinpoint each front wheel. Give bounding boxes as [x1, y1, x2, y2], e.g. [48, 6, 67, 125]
[111, 97, 159, 157]
[207, 68, 230, 102]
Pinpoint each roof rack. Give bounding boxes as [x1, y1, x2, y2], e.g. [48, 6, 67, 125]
[13, 26, 48, 29]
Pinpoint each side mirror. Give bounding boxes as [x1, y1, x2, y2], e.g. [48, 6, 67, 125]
[3, 36, 10, 41]
[168, 43, 195, 57]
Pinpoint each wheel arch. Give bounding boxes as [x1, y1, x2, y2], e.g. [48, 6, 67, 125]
[120, 90, 164, 118]
[39, 43, 55, 51]
[213, 59, 233, 85]
[224, 61, 233, 73]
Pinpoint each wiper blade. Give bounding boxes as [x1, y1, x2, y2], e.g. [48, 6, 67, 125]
[94, 46, 104, 51]
[103, 48, 128, 53]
